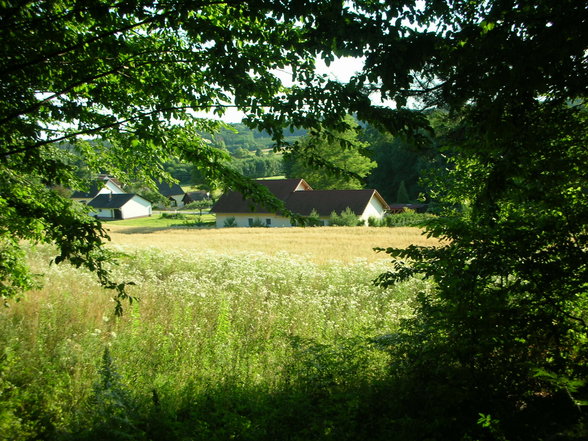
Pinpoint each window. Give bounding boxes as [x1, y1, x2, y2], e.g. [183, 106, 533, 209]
[266, 218, 272, 226]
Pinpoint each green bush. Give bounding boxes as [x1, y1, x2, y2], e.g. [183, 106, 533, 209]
[367, 216, 382, 227]
[306, 209, 323, 226]
[383, 209, 435, 227]
[159, 212, 187, 220]
[223, 217, 237, 227]
[250, 217, 266, 228]
[329, 207, 362, 226]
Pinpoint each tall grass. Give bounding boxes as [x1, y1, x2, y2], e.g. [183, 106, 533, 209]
[105, 225, 440, 264]
[0, 243, 430, 440]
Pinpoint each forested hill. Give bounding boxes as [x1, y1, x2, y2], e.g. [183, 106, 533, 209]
[208, 123, 306, 153]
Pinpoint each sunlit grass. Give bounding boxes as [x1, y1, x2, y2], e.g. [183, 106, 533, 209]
[105, 225, 440, 264]
[0, 224, 441, 439]
[106, 213, 215, 229]
[0, 243, 431, 439]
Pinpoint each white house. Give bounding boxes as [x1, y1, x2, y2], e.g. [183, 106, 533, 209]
[211, 178, 389, 228]
[70, 175, 152, 220]
[70, 176, 125, 204]
[87, 193, 152, 220]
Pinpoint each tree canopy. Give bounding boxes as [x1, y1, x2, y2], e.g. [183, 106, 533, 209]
[1, 1, 588, 437]
[283, 116, 375, 190]
[365, 1, 588, 438]
[0, 0, 381, 307]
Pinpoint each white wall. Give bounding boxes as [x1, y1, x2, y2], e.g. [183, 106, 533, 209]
[170, 194, 184, 208]
[216, 213, 293, 228]
[100, 180, 125, 194]
[120, 196, 152, 219]
[359, 196, 387, 223]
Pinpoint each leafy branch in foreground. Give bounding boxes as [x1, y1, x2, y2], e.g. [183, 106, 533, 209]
[0, 0, 392, 306]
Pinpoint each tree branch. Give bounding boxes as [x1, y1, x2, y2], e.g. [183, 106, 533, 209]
[0, 51, 203, 124]
[1, 104, 239, 157]
[0, 0, 245, 78]
[0, 1, 127, 32]
[0, 14, 165, 78]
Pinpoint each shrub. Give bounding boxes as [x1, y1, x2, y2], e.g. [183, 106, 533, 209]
[181, 215, 214, 227]
[250, 217, 266, 228]
[223, 217, 237, 227]
[160, 212, 187, 220]
[367, 216, 382, 227]
[329, 207, 362, 226]
[383, 209, 435, 227]
[307, 209, 323, 227]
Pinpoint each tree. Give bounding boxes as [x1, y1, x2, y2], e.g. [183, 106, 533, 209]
[363, 120, 443, 204]
[0, 1, 381, 308]
[363, 1, 588, 439]
[2, 2, 587, 437]
[395, 181, 410, 204]
[283, 116, 376, 189]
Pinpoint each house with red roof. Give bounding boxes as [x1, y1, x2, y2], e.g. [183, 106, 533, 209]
[211, 178, 389, 227]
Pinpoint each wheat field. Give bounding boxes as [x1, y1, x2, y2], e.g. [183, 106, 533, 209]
[105, 225, 440, 264]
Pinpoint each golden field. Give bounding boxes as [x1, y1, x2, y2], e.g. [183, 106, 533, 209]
[105, 225, 441, 264]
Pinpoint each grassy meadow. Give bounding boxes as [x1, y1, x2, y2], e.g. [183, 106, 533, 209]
[0, 226, 438, 440]
[105, 225, 438, 264]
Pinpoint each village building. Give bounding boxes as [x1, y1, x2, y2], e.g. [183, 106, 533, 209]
[156, 181, 186, 207]
[87, 193, 152, 220]
[70, 175, 152, 220]
[211, 178, 389, 228]
[182, 190, 210, 205]
[70, 175, 125, 204]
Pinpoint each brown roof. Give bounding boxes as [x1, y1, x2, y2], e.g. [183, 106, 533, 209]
[211, 179, 389, 217]
[287, 189, 385, 217]
[254, 178, 311, 200]
[211, 179, 306, 213]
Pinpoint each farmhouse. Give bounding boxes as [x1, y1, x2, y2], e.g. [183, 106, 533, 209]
[182, 190, 210, 205]
[211, 178, 389, 228]
[70, 175, 125, 204]
[156, 181, 186, 207]
[87, 193, 152, 220]
[70, 175, 153, 220]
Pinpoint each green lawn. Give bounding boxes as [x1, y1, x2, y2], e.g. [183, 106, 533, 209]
[107, 213, 215, 228]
